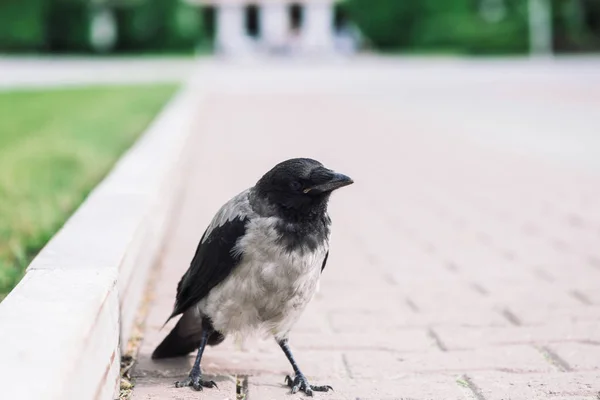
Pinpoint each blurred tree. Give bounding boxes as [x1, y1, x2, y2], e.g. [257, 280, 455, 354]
[0, 0, 202, 53]
[113, 0, 163, 51]
[342, 0, 422, 49]
[451, 0, 529, 54]
[0, 0, 48, 51]
[552, 0, 600, 52]
[479, 0, 509, 23]
[583, 0, 600, 42]
[411, 0, 473, 52]
[159, 0, 203, 50]
[343, 0, 530, 54]
[47, 0, 118, 52]
[114, 0, 202, 52]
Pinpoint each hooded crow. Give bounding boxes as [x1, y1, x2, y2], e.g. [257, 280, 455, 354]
[152, 158, 353, 396]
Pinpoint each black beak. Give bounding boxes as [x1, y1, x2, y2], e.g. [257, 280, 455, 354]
[304, 172, 354, 194]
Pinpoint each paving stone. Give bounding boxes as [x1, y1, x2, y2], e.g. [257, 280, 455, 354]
[468, 371, 600, 400]
[344, 346, 555, 378]
[132, 376, 237, 400]
[549, 343, 600, 371]
[433, 322, 600, 350]
[247, 374, 468, 400]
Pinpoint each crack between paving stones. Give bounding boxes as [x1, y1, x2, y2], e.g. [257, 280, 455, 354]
[500, 308, 522, 326]
[457, 375, 486, 400]
[342, 354, 354, 379]
[445, 261, 459, 273]
[405, 297, 420, 313]
[536, 346, 573, 372]
[534, 268, 554, 282]
[569, 289, 593, 306]
[427, 328, 447, 351]
[470, 282, 489, 296]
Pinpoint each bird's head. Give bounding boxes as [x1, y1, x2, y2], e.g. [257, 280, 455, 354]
[255, 158, 353, 221]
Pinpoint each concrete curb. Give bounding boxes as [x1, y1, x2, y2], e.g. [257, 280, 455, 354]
[0, 80, 201, 400]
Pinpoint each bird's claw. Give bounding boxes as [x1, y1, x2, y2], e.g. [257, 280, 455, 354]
[285, 374, 333, 397]
[175, 375, 218, 391]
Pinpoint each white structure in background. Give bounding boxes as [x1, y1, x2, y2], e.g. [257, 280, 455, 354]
[196, 0, 339, 55]
[528, 0, 553, 56]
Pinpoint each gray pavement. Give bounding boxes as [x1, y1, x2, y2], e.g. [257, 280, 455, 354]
[0, 56, 197, 88]
[129, 57, 600, 399]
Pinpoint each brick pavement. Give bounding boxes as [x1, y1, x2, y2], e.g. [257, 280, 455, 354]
[131, 60, 600, 400]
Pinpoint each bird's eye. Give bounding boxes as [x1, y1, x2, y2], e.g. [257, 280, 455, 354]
[290, 181, 302, 191]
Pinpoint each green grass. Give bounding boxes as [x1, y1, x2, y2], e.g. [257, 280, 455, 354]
[0, 84, 178, 299]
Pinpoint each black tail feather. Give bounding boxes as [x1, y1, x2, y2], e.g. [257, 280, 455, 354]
[151, 316, 225, 359]
[152, 319, 200, 359]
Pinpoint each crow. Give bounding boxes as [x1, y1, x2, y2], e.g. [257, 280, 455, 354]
[152, 158, 353, 396]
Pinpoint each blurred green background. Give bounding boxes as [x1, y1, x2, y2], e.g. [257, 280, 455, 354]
[0, 0, 210, 54]
[343, 0, 600, 55]
[1, 0, 600, 55]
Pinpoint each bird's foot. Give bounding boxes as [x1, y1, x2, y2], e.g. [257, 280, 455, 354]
[175, 374, 218, 391]
[285, 374, 333, 397]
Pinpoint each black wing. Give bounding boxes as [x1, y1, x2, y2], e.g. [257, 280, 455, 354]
[167, 216, 248, 321]
[321, 250, 329, 273]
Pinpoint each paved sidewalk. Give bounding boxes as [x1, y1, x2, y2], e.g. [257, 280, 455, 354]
[132, 59, 600, 400]
[0, 56, 196, 88]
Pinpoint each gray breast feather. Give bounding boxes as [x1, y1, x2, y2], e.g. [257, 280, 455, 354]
[200, 216, 329, 339]
[203, 189, 254, 242]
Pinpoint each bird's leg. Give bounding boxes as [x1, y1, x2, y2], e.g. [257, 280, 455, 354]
[175, 326, 217, 391]
[278, 338, 333, 396]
